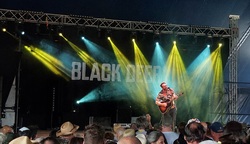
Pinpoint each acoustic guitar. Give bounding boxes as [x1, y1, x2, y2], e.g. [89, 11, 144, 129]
[158, 92, 183, 114]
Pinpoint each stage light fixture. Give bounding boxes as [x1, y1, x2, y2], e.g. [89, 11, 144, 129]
[78, 26, 85, 39]
[15, 20, 25, 35]
[131, 32, 137, 41]
[21, 31, 25, 35]
[207, 44, 210, 48]
[173, 41, 176, 45]
[205, 36, 213, 46]
[219, 43, 222, 47]
[107, 37, 111, 40]
[153, 32, 161, 44]
[57, 25, 64, 36]
[106, 29, 112, 39]
[2, 28, 6, 32]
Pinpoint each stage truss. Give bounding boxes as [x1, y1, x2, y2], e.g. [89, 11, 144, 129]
[0, 8, 240, 121]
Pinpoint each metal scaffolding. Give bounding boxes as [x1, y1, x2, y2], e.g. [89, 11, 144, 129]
[0, 8, 231, 37]
[0, 8, 241, 121]
[228, 15, 240, 121]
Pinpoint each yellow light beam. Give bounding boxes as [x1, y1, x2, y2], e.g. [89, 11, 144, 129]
[24, 46, 70, 81]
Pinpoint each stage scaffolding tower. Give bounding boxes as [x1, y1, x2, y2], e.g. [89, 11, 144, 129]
[0, 8, 240, 122]
[228, 15, 240, 121]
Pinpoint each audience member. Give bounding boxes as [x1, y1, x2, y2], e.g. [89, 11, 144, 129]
[27, 125, 39, 140]
[104, 131, 116, 143]
[114, 126, 125, 141]
[136, 134, 147, 144]
[147, 130, 167, 144]
[174, 121, 187, 144]
[135, 116, 150, 136]
[56, 121, 79, 144]
[123, 129, 135, 137]
[1, 125, 15, 144]
[18, 127, 31, 138]
[209, 122, 224, 142]
[201, 122, 212, 141]
[184, 119, 205, 144]
[40, 137, 60, 144]
[9, 136, 38, 144]
[0, 131, 6, 144]
[49, 128, 60, 138]
[130, 123, 138, 132]
[69, 137, 84, 144]
[146, 114, 153, 130]
[219, 121, 247, 143]
[153, 122, 162, 131]
[162, 122, 179, 144]
[117, 136, 142, 144]
[83, 123, 105, 144]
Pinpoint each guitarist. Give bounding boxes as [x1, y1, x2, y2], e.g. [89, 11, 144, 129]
[155, 82, 179, 129]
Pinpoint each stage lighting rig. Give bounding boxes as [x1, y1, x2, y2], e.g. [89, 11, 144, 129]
[130, 31, 137, 42]
[153, 30, 161, 44]
[105, 29, 112, 39]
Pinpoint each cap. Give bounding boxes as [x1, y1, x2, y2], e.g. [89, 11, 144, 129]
[210, 122, 224, 133]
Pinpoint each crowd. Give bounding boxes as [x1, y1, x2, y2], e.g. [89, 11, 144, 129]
[0, 114, 250, 144]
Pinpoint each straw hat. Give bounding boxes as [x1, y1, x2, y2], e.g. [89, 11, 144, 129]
[122, 129, 135, 137]
[9, 136, 34, 144]
[56, 121, 79, 137]
[113, 123, 122, 133]
[136, 134, 147, 144]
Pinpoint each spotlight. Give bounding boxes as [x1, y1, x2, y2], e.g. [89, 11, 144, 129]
[205, 37, 213, 46]
[156, 42, 159, 45]
[81, 36, 85, 40]
[15, 20, 25, 35]
[107, 37, 111, 41]
[207, 44, 210, 48]
[21, 31, 25, 35]
[173, 41, 176, 45]
[219, 43, 222, 47]
[153, 33, 161, 44]
[2, 28, 6, 32]
[106, 29, 112, 39]
[78, 26, 85, 39]
[131, 32, 137, 41]
[56, 25, 64, 37]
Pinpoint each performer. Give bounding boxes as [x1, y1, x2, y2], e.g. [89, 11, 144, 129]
[155, 82, 179, 129]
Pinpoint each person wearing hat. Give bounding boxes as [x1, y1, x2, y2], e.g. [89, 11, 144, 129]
[9, 136, 38, 144]
[56, 121, 79, 144]
[209, 122, 224, 142]
[122, 129, 135, 137]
